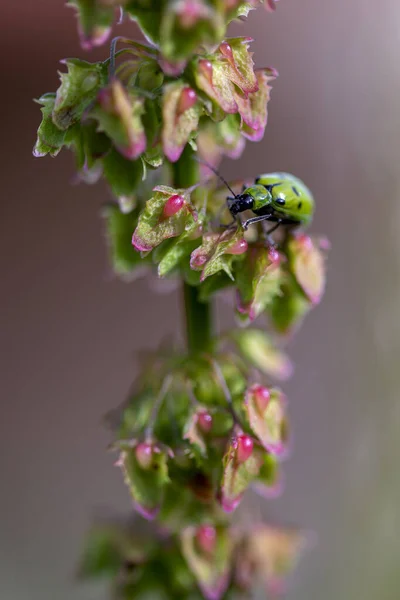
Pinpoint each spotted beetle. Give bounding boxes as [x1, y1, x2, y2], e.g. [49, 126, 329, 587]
[227, 172, 314, 231]
[198, 159, 315, 235]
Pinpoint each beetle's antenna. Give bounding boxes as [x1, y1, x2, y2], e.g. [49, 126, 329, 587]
[194, 156, 238, 198]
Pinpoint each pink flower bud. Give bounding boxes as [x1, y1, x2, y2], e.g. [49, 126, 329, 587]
[163, 194, 185, 218]
[135, 442, 154, 470]
[196, 525, 217, 555]
[199, 59, 213, 83]
[219, 41, 234, 62]
[237, 435, 254, 464]
[192, 254, 208, 267]
[253, 385, 271, 413]
[197, 411, 213, 433]
[226, 238, 248, 255]
[178, 87, 197, 115]
[268, 246, 280, 264]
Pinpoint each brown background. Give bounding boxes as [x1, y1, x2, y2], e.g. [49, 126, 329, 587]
[1, 1, 400, 599]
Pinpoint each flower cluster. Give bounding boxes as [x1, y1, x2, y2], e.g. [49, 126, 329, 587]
[34, 37, 276, 205]
[81, 517, 307, 600]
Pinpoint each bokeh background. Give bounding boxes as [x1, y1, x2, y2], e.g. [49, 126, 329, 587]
[2, 1, 400, 599]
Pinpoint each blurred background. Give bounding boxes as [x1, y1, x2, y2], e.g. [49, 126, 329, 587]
[1, 0, 400, 599]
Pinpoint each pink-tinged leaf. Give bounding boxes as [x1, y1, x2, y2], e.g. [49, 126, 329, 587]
[242, 524, 309, 598]
[220, 434, 265, 513]
[90, 79, 146, 160]
[190, 227, 246, 281]
[162, 82, 202, 162]
[287, 234, 327, 305]
[235, 245, 284, 323]
[237, 68, 278, 141]
[231, 329, 293, 381]
[67, 0, 114, 50]
[195, 58, 238, 114]
[218, 37, 258, 95]
[181, 525, 233, 600]
[132, 185, 195, 252]
[245, 385, 289, 457]
[117, 446, 169, 520]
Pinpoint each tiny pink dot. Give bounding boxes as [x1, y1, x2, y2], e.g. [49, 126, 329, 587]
[227, 238, 248, 255]
[178, 87, 197, 114]
[253, 385, 271, 413]
[193, 254, 207, 267]
[268, 247, 280, 264]
[163, 194, 185, 218]
[219, 41, 233, 60]
[237, 435, 254, 464]
[197, 411, 213, 433]
[196, 525, 216, 555]
[135, 442, 153, 469]
[199, 60, 213, 82]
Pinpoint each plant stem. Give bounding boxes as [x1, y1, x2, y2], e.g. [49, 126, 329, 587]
[171, 146, 214, 354]
[183, 282, 213, 354]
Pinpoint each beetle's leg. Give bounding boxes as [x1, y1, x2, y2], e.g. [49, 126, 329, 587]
[242, 214, 271, 231]
[262, 220, 282, 246]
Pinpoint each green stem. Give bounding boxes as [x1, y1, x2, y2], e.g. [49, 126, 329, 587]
[171, 146, 214, 354]
[183, 282, 213, 354]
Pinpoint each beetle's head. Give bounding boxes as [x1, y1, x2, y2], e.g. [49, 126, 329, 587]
[227, 193, 254, 216]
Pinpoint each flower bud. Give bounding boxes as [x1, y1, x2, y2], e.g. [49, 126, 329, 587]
[178, 87, 198, 115]
[162, 194, 185, 218]
[197, 410, 213, 433]
[236, 435, 254, 464]
[252, 385, 271, 413]
[226, 238, 248, 255]
[135, 442, 154, 470]
[196, 525, 217, 555]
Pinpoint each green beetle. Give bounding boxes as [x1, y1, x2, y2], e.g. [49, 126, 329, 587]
[226, 172, 315, 232]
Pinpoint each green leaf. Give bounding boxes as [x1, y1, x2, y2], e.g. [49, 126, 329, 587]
[103, 204, 150, 277]
[190, 228, 246, 281]
[119, 447, 169, 520]
[125, 0, 164, 46]
[53, 58, 107, 130]
[33, 94, 66, 158]
[235, 245, 283, 323]
[244, 385, 289, 457]
[102, 148, 144, 199]
[132, 186, 195, 252]
[269, 273, 311, 334]
[67, 0, 115, 49]
[157, 215, 204, 278]
[220, 439, 264, 512]
[231, 329, 293, 381]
